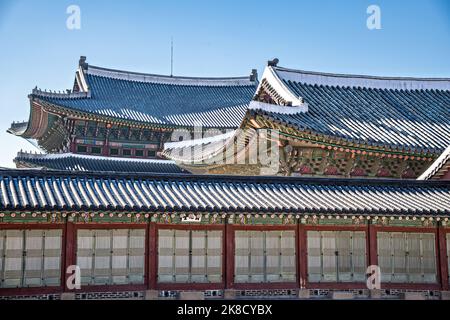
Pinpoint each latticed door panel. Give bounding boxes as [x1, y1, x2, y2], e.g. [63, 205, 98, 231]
[43, 230, 62, 286]
[157, 229, 223, 284]
[77, 229, 145, 286]
[249, 231, 264, 283]
[421, 233, 436, 283]
[235, 230, 296, 284]
[191, 231, 207, 283]
[77, 230, 95, 285]
[352, 232, 367, 282]
[322, 232, 337, 282]
[234, 231, 250, 283]
[128, 229, 145, 284]
[0, 229, 62, 288]
[407, 233, 422, 283]
[280, 231, 296, 282]
[308, 230, 366, 283]
[377, 232, 437, 284]
[23, 230, 43, 287]
[111, 229, 128, 284]
[3, 230, 24, 288]
[206, 230, 222, 283]
[157, 229, 175, 283]
[307, 231, 322, 282]
[93, 230, 111, 285]
[377, 232, 393, 283]
[392, 233, 407, 283]
[265, 231, 281, 282]
[174, 230, 190, 283]
[336, 231, 352, 282]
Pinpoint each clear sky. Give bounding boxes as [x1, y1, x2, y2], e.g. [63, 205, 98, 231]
[0, 0, 449, 168]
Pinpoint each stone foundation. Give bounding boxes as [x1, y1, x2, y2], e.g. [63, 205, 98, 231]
[0, 289, 447, 300]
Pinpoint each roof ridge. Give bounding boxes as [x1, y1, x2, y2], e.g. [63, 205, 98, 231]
[273, 66, 450, 91]
[30, 87, 91, 99]
[87, 64, 257, 87]
[1, 167, 449, 188]
[15, 151, 177, 164]
[274, 66, 450, 82]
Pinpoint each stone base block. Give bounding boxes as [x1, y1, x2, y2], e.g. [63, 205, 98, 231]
[369, 289, 382, 299]
[179, 291, 205, 300]
[329, 291, 354, 300]
[441, 291, 450, 300]
[298, 289, 310, 299]
[401, 292, 426, 300]
[60, 293, 76, 300]
[223, 290, 236, 300]
[144, 290, 159, 300]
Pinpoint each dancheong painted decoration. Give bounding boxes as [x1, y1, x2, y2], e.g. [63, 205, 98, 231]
[2, 57, 450, 300]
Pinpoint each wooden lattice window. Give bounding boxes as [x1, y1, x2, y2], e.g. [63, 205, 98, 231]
[158, 229, 222, 283]
[0, 229, 62, 288]
[234, 230, 296, 283]
[377, 232, 436, 284]
[307, 231, 366, 283]
[76, 229, 145, 286]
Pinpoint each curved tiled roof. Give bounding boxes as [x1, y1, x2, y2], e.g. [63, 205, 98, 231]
[31, 63, 258, 129]
[14, 152, 187, 174]
[0, 169, 449, 215]
[253, 66, 450, 153]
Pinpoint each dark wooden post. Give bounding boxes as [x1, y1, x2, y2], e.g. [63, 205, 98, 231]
[148, 221, 157, 289]
[438, 226, 449, 291]
[297, 223, 308, 289]
[63, 221, 76, 291]
[298, 223, 307, 289]
[368, 223, 378, 267]
[225, 223, 234, 289]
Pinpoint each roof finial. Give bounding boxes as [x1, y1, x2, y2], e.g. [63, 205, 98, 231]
[250, 69, 258, 82]
[268, 58, 279, 67]
[79, 56, 88, 70]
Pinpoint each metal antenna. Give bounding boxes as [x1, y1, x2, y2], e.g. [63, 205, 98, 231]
[170, 37, 174, 77]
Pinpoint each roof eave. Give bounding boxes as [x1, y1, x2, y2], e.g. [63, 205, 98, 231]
[256, 66, 308, 110]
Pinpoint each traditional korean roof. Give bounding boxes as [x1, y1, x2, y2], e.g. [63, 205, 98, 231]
[0, 169, 449, 215]
[418, 145, 450, 180]
[13, 151, 187, 174]
[24, 57, 258, 129]
[8, 121, 29, 136]
[252, 63, 450, 154]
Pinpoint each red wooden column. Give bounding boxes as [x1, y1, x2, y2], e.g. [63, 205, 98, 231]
[368, 223, 378, 267]
[225, 223, 234, 289]
[69, 140, 76, 153]
[148, 221, 157, 289]
[63, 221, 76, 291]
[298, 223, 307, 289]
[438, 226, 449, 291]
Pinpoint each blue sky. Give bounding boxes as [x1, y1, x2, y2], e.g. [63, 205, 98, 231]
[0, 0, 449, 167]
